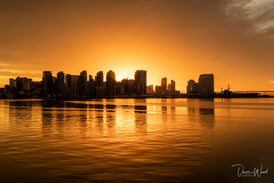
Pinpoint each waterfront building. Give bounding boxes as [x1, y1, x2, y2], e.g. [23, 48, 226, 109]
[43, 71, 53, 96]
[134, 70, 147, 95]
[198, 74, 214, 95]
[106, 70, 116, 98]
[56, 71, 65, 97]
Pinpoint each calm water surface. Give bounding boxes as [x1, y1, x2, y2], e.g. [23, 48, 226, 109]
[0, 98, 273, 183]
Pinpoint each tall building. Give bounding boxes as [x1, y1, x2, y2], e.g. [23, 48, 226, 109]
[170, 80, 175, 91]
[147, 85, 154, 94]
[43, 71, 53, 96]
[161, 77, 167, 91]
[15, 77, 32, 91]
[95, 71, 104, 98]
[56, 71, 65, 96]
[95, 71, 104, 87]
[198, 74, 214, 95]
[9, 78, 16, 88]
[119, 78, 135, 95]
[134, 70, 147, 95]
[79, 70, 88, 97]
[187, 79, 197, 94]
[71, 75, 80, 97]
[106, 70, 116, 98]
[88, 75, 95, 98]
[65, 74, 72, 98]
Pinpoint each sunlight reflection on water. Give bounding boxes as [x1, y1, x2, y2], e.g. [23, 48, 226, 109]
[0, 98, 273, 182]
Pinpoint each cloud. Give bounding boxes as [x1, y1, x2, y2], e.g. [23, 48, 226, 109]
[269, 81, 274, 83]
[0, 62, 41, 80]
[226, 0, 274, 39]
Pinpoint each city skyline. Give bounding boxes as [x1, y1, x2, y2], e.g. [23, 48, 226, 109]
[3, 69, 186, 99]
[1, 0, 274, 92]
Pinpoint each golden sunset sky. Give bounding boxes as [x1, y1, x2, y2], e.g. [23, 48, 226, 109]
[0, 0, 274, 92]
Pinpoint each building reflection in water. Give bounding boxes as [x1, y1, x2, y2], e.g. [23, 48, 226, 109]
[105, 100, 116, 136]
[134, 99, 147, 136]
[42, 102, 54, 137]
[56, 110, 65, 134]
[94, 104, 104, 135]
[8, 100, 34, 129]
[187, 99, 215, 129]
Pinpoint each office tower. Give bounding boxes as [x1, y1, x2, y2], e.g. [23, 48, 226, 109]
[15, 77, 32, 91]
[155, 85, 162, 95]
[147, 85, 154, 94]
[71, 75, 80, 98]
[198, 74, 214, 95]
[65, 74, 72, 98]
[95, 71, 105, 98]
[106, 70, 116, 98]
[57, 71, 65, 96]
[79, 70, 88, 97]
[134, 70, 147, 95]
[9, 78, 16, 88]
[88, 75, 95, 98]
[120, 78, 135, 95]
[187, 79, 197, 94]
[95, 71, 104, 87]
[170, 80, 175, 91]
[43, 71, 53, 96]
[161, 77, 167, 91]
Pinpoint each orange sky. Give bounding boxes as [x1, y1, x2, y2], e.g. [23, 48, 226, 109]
[0, 0, 274, 92]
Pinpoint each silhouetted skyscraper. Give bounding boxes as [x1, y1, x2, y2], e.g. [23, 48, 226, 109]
[88, 75, 95, 98]
[79, 70, 88, 97]
[134, 70, 147, 95]
[95, 71, 104, 98]
[43, 71, 53, 96]
[187, 79, 197, 94]
[198, 74, 214, 95]
[106, 70, 116, 98]
[161, 77, 167, 91]
[15, 77, 32, 91]
[71, 75, 80, 97]
[57, 71, 65, 97]
[95, 71, 103, 87]
[147, 85, 154, 94]
[170, 80, 175, 91]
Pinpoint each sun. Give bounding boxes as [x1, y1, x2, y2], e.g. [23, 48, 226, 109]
[115, 71, 134, 82]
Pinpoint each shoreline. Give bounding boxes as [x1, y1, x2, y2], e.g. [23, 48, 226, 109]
[0, 95, 273, 100]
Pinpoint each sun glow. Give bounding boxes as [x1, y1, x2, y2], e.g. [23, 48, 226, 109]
[116, 72, 134, 82]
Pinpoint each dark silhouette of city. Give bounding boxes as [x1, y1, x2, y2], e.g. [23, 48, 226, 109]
[0, 70, 272, 99]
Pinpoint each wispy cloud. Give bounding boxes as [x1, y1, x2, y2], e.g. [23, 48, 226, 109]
[269, 81, 274, 83]
[0, 62, 41, 80]
[226, 0, 274, 39]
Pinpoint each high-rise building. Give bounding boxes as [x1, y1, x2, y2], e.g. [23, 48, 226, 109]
[88, 75, 95, 98]
[71, 75, 80, 97]
[161, 77, 167, 91]
[95, 71, 104, 87]
[79, 70, 88, 97]
[198, 74, 214, 95]
[15, 77, 32, 91]
[43, 71, 53, 96]
[106, 70, 116, 98]
[95, 71, 105, 98]
[119, 78, 135, 95]
[9, 78, 16, 88]
[57, 71, 65, 96]
[65, 74, 72, 98]
[170, 80, 175, 91]
[134, 70, 147, 95]
[147, 85, 154, 94]
[187, 79, 197, 94]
